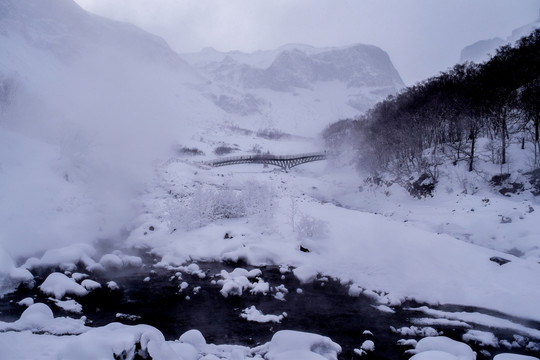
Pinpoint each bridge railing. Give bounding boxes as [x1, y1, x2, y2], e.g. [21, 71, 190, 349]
[206, 151, 327, 165]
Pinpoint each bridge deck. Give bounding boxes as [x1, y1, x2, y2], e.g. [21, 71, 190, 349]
[205, 151, 327, 170]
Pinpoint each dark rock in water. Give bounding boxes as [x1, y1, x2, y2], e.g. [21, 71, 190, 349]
[490, 256, 511, 265]
[2, 259, 540, 360]
[524, 169, 540, 196]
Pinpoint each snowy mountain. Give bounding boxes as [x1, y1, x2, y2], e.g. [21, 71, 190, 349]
[180, 43, 404, 132]
[0, 0, 404, 257]
[460, 12, 540, 63]
[1, 1, 540, 359]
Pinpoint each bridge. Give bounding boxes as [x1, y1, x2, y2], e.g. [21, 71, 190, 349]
[204, 152, 327, 171]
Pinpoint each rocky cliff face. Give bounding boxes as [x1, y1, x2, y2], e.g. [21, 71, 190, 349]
[182, 43, 404, 118]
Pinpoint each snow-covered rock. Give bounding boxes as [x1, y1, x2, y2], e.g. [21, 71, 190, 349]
[240, 306, 286, 323]
[411, 336, 476, 360]
[39, 272, 88, 299]
[59, 323, 178, 360]
[0, 303, 88, 335]
[265, 330, 342, 360]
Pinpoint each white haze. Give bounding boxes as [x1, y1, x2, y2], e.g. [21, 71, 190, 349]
[73, 0, 540, 85]
[0, 0, 215, 258]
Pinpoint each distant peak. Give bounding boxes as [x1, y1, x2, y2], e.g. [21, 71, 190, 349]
[200, 47, 219, 54]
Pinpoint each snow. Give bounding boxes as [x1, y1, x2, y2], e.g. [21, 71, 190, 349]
[17, 297, 34, 307]
[23, 244, 97, 271]
[99, 254, 123, 269]
[81, 279, 101, 291]
[462, 329, 499, 347]
[265, 330, 342, 360]
[50, 298, 83, 313]
[240, 306, 286, 323]
[59, 323, 179, 360]
[2, 0, 540, 358]
[218, 268, 269, 297]
[493, 354, 540, 360]
[408, 307, 540, 339]
[39, 273, 89, 299]
[411, 336, 476, 360]
[0, 303, 88, 335]
[107, 281, 119, 290]
[178, 329, 207, 350]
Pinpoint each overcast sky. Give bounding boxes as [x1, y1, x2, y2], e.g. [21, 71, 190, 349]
[74, 0, 539, 85]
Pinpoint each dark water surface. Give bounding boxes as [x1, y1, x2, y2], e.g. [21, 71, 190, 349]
[1, 257, 539, 360]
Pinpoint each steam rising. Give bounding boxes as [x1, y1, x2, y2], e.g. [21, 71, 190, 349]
[0, 0, 211, 258]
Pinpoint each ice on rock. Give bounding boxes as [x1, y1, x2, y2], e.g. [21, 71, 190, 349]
[265, 330, 341, 360]
[411, 336, 476, 360]
[39, 272, 89, 299]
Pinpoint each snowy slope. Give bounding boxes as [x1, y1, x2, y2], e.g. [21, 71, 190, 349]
[0, 0, 225, 258]
[2, 2, 539, 359]
[180, 43, 404, 136]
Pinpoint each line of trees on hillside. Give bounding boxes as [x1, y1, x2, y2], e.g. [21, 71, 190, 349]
[324, 29, 540, 182]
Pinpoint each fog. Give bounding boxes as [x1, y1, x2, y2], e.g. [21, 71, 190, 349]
[74, 0, 540, 85]
[0, 0, 217, 258]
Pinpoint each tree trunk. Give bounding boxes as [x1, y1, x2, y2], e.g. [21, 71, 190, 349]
[501, 111, 507, 165]
[469, 130, 475, 172]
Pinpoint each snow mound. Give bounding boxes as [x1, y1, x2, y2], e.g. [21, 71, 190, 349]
[0, 303, 87, 335]
[240, 306, 286, 323]
[59, 323, 178, 360]
[493, 354, 540, 360]
[179, 329, 207, 350]
[411, 336, 476, 360]
[24, 244, 97, 271]
[39, 272, 89, 299]
[218, 268, 267, 297]
[81, 279, 101, 291]
[265, 330, 342, 360]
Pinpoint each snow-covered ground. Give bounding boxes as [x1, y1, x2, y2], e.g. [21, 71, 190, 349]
[2, 127, 539, 359]
[1, 1, 540, 359]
